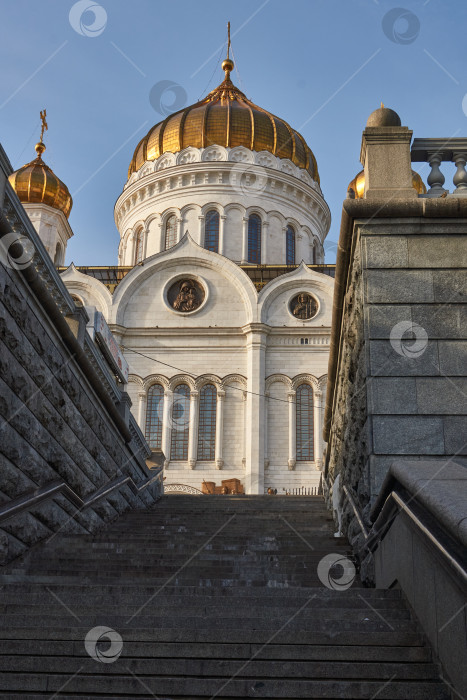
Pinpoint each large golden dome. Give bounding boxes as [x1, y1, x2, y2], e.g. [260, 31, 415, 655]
[128, 60, 319, 182]
[347, 168, 427, 199]
[9, 142, 73, 219]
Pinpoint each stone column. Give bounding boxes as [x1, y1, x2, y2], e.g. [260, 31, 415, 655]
[264, 392, 269, 470]
[158, 221, 165, 251]
[219, 215, 227, 255]
[242, 391, 247, 471]
[244, 324, 268, 493]
[187, 390, 199, 469]
[262, 220, 269, 264]
[137, 391, 147, 432]
[288, 391, 296, 470]
[177, 218, 184, 242]
[241, 216, 249, 263]
[314, 389, 322, 465]
[198, 215, 205, 246]
[215, 389, 226, 469]
[161, 389, 172, 468]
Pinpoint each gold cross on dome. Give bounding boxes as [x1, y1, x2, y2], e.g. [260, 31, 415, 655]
[39, 109, 48, 142]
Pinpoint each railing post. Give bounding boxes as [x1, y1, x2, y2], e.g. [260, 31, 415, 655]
[426, 152, 446, 196]
[453, 151, 467, 194]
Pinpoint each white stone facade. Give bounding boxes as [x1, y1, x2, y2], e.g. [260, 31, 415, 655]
[115, 147, 330, 267]
[58, 143, 333, 494]
[23, 203, 72, 265]
[61, 233, 333, 494]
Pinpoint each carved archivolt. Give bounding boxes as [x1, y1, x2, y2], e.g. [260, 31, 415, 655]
[164, 483, 204, 495]
[128, 374, 144, 388]
[221, 374, 247, 390]
[169, 374, 196, 391]
[143, 374, 170, 391]
[195, 374, 222, 390]
[265, 374, 293, 393]
[292, 374, 320, 391]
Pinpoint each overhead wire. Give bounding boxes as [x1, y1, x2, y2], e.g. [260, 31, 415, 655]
[121, 344, 325, 410]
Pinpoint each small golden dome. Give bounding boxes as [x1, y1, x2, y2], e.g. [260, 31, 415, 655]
[8, 141, 72, 219]
[347, 168, 427, 198]
[128, 64, 319, 182]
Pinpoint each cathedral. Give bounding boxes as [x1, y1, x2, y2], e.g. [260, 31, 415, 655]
[6, 47, 423, 496]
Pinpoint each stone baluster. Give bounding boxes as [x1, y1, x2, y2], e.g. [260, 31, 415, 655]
[288, 391, 296, 470]
[453, 152, 467, 195]
[187, 390, 199, 469]
[426, 152, 446, 196]
[161, 389, 173, 468]
[215, 389, 226, 469]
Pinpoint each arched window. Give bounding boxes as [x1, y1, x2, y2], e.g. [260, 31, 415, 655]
[204, 210, 219, 253]
[248, 214, 261, 263]
[165, 214, 177, 250]
[134, 228, 144, 264]
[145, 384, 164, 449]
[197, 384, 217, 460]
[286, 225, 295, 265]
[54, 242, 62, 265]
[71, 294, 83, 307]
[170, 384, 190, 460]
[296, 384, 314, 461]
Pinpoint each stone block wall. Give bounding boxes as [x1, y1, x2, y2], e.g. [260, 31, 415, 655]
[326, 202, 467, 525]
[0, 147, 162, 566]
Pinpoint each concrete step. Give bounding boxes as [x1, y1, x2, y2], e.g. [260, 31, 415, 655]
[0, 495, 450, 698]
[0, 640, 432, 662]
[0, 673, 450, 698]
[0, 656, 443, 680]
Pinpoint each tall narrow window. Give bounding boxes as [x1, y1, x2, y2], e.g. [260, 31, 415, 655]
[165, 214, 177, 250]
[286, 225, 295, 265]
[204, 210, 219, 253]
[134, 228, 144, 264]
[296, 384, 314, 461]
[248, 214, 261, 263]
[145, 384, 164, 449]
[54, 242, 62, 265]
[170, 384, 190, 460]
[198, 384, 217, 460]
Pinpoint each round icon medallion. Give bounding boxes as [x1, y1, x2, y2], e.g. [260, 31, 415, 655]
[289, 292, 319, 320]
[167, 278, 205, 313]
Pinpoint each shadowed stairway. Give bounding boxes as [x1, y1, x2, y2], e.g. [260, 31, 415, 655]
[0, 495, 450, 698]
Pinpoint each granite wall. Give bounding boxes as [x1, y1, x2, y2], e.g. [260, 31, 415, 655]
[326, 201, 467, 546]
[0, 145, 163, 566]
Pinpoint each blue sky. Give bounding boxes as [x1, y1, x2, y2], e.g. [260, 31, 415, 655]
[1, 0, 466, 265]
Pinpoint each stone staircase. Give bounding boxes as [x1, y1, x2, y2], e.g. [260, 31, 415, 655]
[0, 495, 450, 698]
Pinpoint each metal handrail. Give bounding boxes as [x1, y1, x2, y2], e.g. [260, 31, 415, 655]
[368, 489, 467, 586]
[330, 477, 467, 586]
[0, 468, 163, 526]
[342, 485, 370, 539]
